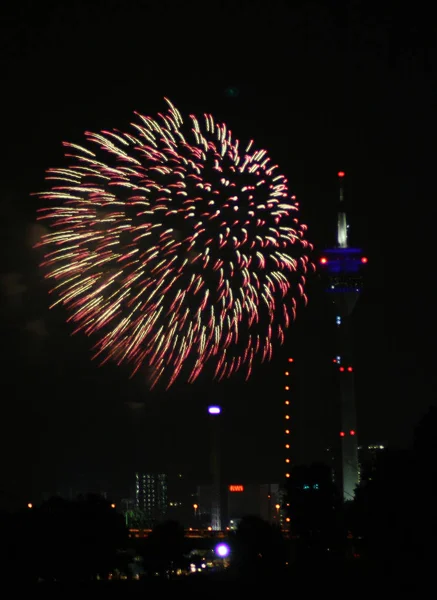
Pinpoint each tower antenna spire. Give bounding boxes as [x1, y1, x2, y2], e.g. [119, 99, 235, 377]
[337, 171, 348, 248]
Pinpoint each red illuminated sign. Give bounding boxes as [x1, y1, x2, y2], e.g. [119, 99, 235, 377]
[229, 485, 244, 492]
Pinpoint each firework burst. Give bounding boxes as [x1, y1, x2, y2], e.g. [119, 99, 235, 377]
[34, 99, 314, 388]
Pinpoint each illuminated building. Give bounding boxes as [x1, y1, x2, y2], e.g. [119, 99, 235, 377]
[135, 472, 168, 525]
[196, 482, 281, 528]
[358, 443, 386, 483]
[167, 473, 198, 526]
[227, 483, 281, 526]
[319, 171, 368, 501]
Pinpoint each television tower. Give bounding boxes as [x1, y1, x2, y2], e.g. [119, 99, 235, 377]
[319, 172, 368, 501]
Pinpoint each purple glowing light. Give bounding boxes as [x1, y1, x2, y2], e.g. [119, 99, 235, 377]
[215, 543, 230, 557]
[208, 406, 221, 415]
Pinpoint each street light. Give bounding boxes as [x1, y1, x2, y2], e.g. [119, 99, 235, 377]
[215, 543, 230, 558]
[193, 503, 198, 517]
[275, 503, 280, 520]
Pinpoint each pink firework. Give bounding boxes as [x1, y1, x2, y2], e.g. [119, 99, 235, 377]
[34, 99, 314, 388]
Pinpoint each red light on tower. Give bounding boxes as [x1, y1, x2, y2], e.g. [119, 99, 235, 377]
[339, 366, 345, 372]
[361, 257, 368, 264]
[347, 366, 353, 372]
[340, 431, 345, 437]
[350, 430, 356, 436]
[320, 257, 328, 264]
[288, 358, 294, 363]
[338, 171, 345, 178]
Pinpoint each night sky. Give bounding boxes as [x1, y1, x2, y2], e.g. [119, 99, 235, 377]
[1, 1, 435, 508]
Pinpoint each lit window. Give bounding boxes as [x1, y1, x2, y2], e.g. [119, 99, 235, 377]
[285, 429, 290, 434]
[285, 371, 289, 376]
[285, 473, 290, 478]
[285, 386, 289, 390]
[285, 400, 290, 405]
[285, 459, 290, 463]
[285, 415, 290, 419]
[285, 444, 290, 448]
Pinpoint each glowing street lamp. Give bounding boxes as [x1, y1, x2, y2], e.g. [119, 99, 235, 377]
[193, 503, 198, 517]
[215, 543, 230, 558]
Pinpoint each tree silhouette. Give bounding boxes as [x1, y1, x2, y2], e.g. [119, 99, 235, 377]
[284, 463, 344, 561]
[29, 494, 127, 581]
[234, 515, 286, 579]
[350, 405, 437, 572]
[146, 519, 185, 577]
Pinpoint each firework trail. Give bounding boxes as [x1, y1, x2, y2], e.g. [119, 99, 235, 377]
[34, 99, 314, 388]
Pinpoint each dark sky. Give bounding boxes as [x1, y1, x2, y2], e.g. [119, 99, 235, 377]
[1, 0, 436, 507]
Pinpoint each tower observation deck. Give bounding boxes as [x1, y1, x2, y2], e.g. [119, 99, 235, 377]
[319, 172, 368, 501]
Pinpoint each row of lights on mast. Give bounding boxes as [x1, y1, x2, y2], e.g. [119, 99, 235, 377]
[284, 357, 294, 480]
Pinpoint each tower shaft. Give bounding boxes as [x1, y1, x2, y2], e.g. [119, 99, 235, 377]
[335, 312, 359, 500]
